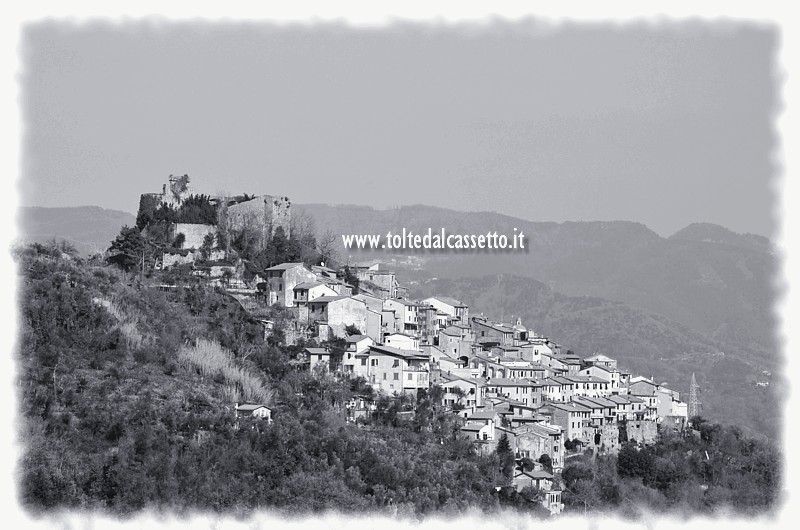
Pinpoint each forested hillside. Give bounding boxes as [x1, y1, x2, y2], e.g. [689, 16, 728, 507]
[16, 243, 506, 516]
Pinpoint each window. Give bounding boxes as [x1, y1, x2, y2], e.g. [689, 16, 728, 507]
[392, 359, 399, 368]
[393, 373, 399, 381]
[371, 359, 378, 366]
[407, 373, 412, 381]
[383, 373, 387, 380]
[360, 358, 366, 366]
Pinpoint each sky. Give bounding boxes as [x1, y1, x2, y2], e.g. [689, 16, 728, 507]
[19, 19, 779, 238]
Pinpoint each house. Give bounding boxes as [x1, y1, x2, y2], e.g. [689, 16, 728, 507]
[294, 281, 338, 322]
[513, 468, 554, 492]
[307, 296, 368, 340]
[355, 267, 399, 299]
[416, 304, 440, 345]
[566, 375, 612, 399]
[351, 293, 386, 342]
[263, 263, 317, 307]
[234, 403, 273, 424]
[365, 344, 430, 394]
[383, 332, 420, 351]
[584, 353, 618, 370]
[502, 423, 565, 473]
[439, 371, 483, 409]
[484, 378, 543, 407]
[460, 421, 495, 442]
[438, 326, 473, 358]
[521, 337, 554, 363]
[549, 401, 593, 442]
[471, 316, 515, 346]
[383, 298, 421, 334]
[421, 296, 469, 325]
[541, 377, 574, 403]
[293, 281, 338, 305]
[305, 347, 331, 372]
[459, 410, 500, 441]
[345, 394, 377, 422]
[317, 276, 354, 296]
[579, 364, 621, 394]
[342, 335, 375, 377]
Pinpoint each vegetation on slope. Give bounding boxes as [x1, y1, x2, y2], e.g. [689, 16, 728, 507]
[562, 421, 780, 518]
[15, 242, 782, 518]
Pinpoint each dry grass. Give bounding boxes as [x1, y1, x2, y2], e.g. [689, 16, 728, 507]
[92, 296, 155, 350]
[179, 338, 274, 405]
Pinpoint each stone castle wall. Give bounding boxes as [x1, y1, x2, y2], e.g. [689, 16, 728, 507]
[173, 223, 217, 249]
[162, 249, 225, 269]
[626, 419, 658, 445]
[226, 195, 292, 246]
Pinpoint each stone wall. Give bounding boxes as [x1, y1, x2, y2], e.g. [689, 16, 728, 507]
[626, 419, 658, 445]
[582, 423, 621, 455]
[162, 249, 224, 269]
[173, 223, 217, 249]
[226, 195, 292, 248]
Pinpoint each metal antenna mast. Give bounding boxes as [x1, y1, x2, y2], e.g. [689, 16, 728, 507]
[688, 373, 702, 419]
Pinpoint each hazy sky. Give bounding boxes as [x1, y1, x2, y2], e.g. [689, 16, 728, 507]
[20, 20, 778, 237]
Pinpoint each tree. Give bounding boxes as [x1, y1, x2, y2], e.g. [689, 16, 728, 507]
[496, 434, 515, 484]
[317, 230, 340, 266]
[341, 266, 360, 294]
[200, 233, 215, 261]
[344, 324, 362, 336]
[171, 233, 186, 249]
[107, 226, 147, 273]
[538, 454, 553, 473]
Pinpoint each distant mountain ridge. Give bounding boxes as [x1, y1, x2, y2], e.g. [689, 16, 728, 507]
[17, 206, 136, 255]
[297, 203, 777, 363]
[669, 222, 771, 252]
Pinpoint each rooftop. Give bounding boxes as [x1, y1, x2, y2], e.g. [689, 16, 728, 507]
[265, 262, 306, 271]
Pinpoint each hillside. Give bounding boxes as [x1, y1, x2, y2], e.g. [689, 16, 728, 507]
[298, 203, 778, 363]
[17, 206, 136, 255]
[15, 244, 508, 516]
[408, 275, 780, 439]
[15, 242, 780, 518]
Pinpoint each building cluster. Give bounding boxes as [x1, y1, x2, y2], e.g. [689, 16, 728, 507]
[235, 259, 691, 516]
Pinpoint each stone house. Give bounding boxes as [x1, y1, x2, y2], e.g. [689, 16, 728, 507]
[308, 296, 368, 340]
[263, 263, 317, 307]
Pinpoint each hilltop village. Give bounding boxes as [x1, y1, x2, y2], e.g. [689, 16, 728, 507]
[127, 177, 693, 516]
